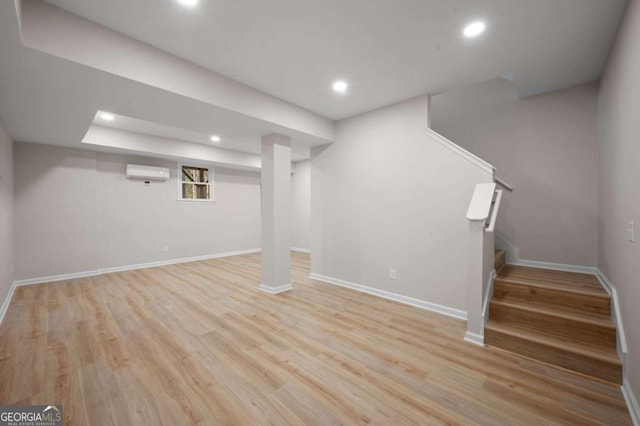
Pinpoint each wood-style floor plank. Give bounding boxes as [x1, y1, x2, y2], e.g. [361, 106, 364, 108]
[0, 252, 631, 425]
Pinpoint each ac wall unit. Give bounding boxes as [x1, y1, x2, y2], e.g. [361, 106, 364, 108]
[126, 164, 170, 181]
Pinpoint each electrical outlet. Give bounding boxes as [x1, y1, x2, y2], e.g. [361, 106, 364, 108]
[162, 245, 169, 252]
[628, 221, 635, 243]
[389, 269, 397, 280]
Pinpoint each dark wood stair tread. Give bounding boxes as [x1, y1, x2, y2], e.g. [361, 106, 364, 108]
[497, 266, 605, 294]
[489, 299, 615, 328]
[485, 320, 621, 365]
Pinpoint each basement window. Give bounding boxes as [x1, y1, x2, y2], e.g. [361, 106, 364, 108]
[178, 163, 214, 201]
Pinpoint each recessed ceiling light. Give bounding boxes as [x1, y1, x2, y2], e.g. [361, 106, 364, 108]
[177, 0, 198, 7]
[100, 112, 115, 121]
[463, 21, 486, 38]
[332, 80, 348, 94]
[210, 135, 221, 143]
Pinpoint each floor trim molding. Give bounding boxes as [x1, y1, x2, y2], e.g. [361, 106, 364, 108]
[495, 232, 519, 265]
[309, 272, 467, 321]
[12, 248, 262, 287]
[14, 269, 102, 286]
[464, 331, 485, 347]
[512, 259, 596, 275]
[0, 281, 17, 327]
[595, 269, 628, 362]
[291, 247, 311, 254]
[622, 379, 640, 426]
[482, 269, 496, 324]
[594, 268, 613, 296]
[259, 283, 293, 294]
[594, 269, 636, 424]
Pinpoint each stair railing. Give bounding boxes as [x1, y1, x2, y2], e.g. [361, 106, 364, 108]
[465, 182, 498, 345]
[485, 189, 503, 233]
[495, 176, 513, 192]
[465, 182, 507, 345]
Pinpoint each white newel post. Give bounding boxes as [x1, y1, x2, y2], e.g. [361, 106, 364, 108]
[465, 183, 497, 346]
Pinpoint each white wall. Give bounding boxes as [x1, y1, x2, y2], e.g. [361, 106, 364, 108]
[432, 79, 600, 267]
[0, 118, 13, 308]
[14, 143, 99, 278]
[598, 0, 640, 402]
[311, 95, 493, 313]
[14, 143, 261, 280]
[291, 160, 311, 250]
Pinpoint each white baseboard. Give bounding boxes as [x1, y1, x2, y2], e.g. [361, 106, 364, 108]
[291, 247, 311, 254]
[259, 283, 293, 294]
[512, 259, 596, 275]
[14, 269, 101, 286]
[12, 248, 262, 287]
[594, 268, 613, 296]
[0, 281, 17, 327]
[308, 272, 467, 321]
[495, 233, 596, 275]
[482, 270, 496, 324]
[623, 379, 640, 426]
[594, 269, 635, 424]
[595, 269, 628, 361]
[464, 331, 485, 346]
[495, 232, 519, 264]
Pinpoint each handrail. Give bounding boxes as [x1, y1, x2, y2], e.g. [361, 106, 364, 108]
[426, 128, 495, 175]
[495, 176, 513, 192]
[485, 190, 503, 233]
[466, 183, 497, 221]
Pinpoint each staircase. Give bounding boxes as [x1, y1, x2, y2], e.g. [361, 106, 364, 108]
[485, 251, 622, 384]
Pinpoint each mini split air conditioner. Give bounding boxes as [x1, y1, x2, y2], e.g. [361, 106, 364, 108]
[126, 164, 170, 181]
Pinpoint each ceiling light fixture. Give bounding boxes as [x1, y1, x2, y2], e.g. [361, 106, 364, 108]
[100, 112, 115, 121]
[463, 21, 486, 38]
[177, 0, 198, 7]
[332, 80, 348, 94]
[210, 135, 221, 143]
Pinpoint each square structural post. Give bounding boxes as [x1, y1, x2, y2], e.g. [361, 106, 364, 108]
[260, 134, 292, 294]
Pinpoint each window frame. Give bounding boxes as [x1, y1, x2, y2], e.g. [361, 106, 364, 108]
[177, 162, 215, 203]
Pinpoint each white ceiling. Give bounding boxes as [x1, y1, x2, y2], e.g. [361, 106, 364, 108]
[0, 1, 327, 165]
[0, 0, 629, 165]
[44, 0, 628, 120]
[92, 112, 310, 161]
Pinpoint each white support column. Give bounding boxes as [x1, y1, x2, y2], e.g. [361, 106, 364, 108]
[260, 134, 292, 294]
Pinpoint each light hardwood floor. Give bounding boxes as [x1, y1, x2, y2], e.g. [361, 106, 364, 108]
[0, 252, 631, 425]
